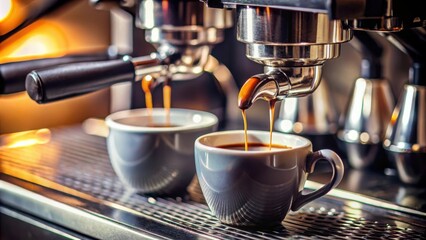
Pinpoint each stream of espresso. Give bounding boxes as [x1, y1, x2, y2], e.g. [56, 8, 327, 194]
[238, 76, 280, 151]
[268, 99, 277, 151]
[240, 100, 277, 151]
[142, 75, 154, 110]
[241, 109, 248, 151]
[142, 75, 154, 124]
[163, 81, 171, 126]
[141, 75, 172, 126]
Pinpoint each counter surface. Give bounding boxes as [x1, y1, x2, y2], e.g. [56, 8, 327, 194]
[1, 126, 425, 239]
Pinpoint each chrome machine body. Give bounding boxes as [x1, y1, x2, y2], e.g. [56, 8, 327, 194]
[204, 0, 426, 106]
[338, 32, 395, 170]
[24, 0, 233, 103]
[383, 28, 426, 185]
[235, 6, 352, 107]
[137, 0, 233, 80]
[203, 0, 426, 184]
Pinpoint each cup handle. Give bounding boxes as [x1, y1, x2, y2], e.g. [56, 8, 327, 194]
[291, 150, 344, 211]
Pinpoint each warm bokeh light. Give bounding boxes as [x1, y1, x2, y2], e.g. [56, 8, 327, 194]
[9, 33, 64, 57]
[0, 0, 26, 35]
[0, 1, 111, 134]
[0, 0, 12, 22]
[0, 129, 51, 149]
[0, 20, 68, 62]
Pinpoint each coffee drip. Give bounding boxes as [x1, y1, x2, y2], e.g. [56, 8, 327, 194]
[268, 100, 277, 151]
[238, 77, 278, 151]
[241, 109, 248, 151]
[141, 75, 154, 110]
[141, 75, 172, 125]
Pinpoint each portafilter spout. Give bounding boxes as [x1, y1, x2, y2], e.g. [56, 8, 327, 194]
[238, 66, 322, 109]
[238, 71, 281, 110]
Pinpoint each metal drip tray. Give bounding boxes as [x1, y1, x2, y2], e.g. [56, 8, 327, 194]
[1, 126, 425, 239]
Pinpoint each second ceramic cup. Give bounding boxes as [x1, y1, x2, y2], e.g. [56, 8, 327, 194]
[106, 108, 218, 196]
[195, 130, 344, 227]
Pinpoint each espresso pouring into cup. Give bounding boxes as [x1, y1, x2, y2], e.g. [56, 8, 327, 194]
[195, 130, 344, 227]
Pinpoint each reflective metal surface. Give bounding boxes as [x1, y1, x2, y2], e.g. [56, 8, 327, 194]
[274, 80, 340, 153]
[246, 43, 340, 67]
[384, 85, 426, 153]
[237, 7, 351, 45]
[275, 80, 338, 135]
[238, 66, 322, 109]
[235, 5, 351, 106]
[384, 84, 426, 185]
[0, 126, 426, 239]
[345, 0, 403, 31]
[237, 6, 351, 67]
[273, 66, 322, 98]
[138, 0, 233, 29]
[202, 0, 426, 29]
[338, 78, 394, 169]
[0, 206, 91, 240]
[346, 17, 404, 32]
[137, 0, 233, 79]
[310, 168, 426, 213]
[201, 0, 330, 13]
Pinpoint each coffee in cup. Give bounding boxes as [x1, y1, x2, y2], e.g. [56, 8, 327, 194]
[217, 142, 291, 151]
[195, 130, 344, 227]
[106, 108, 218, 195]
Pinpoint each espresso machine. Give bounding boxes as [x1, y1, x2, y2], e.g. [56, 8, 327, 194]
[209, 0, 424, 105]
[338, 31, 395, 170]
[206, 0, 425, 186]
[23, 1, 233, 104]
[383, 28, 426, 185]
[1, 0, 426, 239]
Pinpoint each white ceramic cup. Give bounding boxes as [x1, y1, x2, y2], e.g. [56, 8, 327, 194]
[195, 130, 344, 227]
[106, 108, 218, 195]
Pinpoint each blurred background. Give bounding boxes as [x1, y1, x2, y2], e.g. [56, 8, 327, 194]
[0, 0, 412, 134]
[0, 0, 110, 133]
[1, 2, 425, 238]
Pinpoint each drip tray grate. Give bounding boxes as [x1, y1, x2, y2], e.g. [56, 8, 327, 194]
[1, 126, 425, 239]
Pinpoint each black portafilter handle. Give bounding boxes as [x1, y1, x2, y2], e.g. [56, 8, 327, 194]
[25, 58, 135, 103]
[0, 53, 117, 94]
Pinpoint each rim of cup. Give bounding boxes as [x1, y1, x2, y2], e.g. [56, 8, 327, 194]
[195, 130, 311, 155]
[106, 108, 218, 133]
